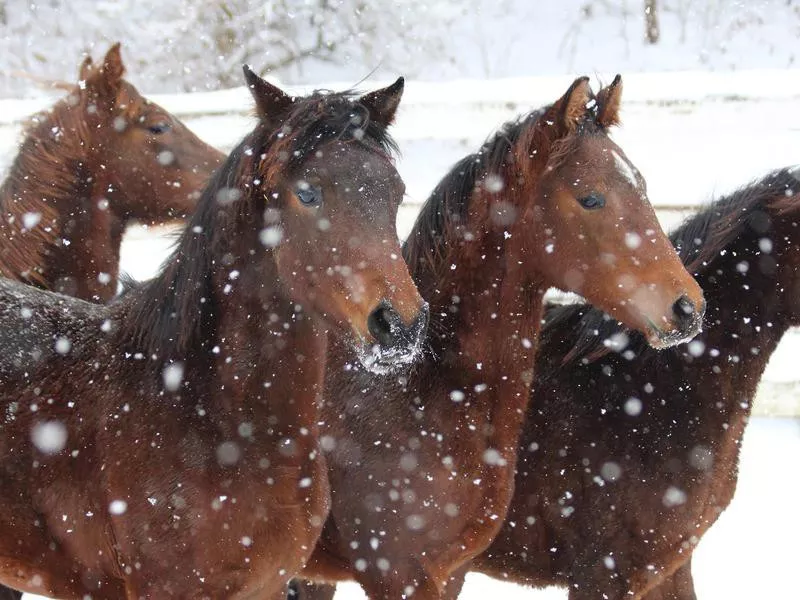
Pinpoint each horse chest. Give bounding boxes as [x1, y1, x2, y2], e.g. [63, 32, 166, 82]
[111, 454, 329, 596]
[407, 426, 519, 570]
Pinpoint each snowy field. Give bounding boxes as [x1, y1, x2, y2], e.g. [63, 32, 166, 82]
[10, 70, 800, 599]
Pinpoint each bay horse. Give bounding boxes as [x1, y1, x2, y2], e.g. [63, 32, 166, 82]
[468, 167, 800, 599]
[0, 43, 223, 600]
[0, 43, 223, 303]
[298, 76, 705, 599]
[0, 68, 428, 599]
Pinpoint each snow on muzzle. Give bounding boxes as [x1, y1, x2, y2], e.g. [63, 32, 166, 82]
[355, 301, 430, 375]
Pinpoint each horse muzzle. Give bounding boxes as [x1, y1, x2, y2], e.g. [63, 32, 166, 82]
[354, 301, 430, 374]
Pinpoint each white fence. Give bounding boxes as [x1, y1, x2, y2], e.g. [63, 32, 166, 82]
[4, 71, 800, 415]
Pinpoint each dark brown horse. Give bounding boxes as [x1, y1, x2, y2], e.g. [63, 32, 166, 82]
[466, 168, 800, 599]
[0, 69, 428, 599]
[0, 43, 223, 303]
[298, 76, 704, 599]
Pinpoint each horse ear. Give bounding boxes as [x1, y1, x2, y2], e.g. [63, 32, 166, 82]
[596, 74, 622, 128]
[242, 65, 294, 125]
[99, 43, 125, 91]
[555, 76, 591, 133]
[82, 43, 125, 102]
[78, 55, 94, 82]
[359, 77, 404, 127]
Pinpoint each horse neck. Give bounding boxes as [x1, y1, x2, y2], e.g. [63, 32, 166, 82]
[411, 180, 545, 439]
[678, 232, 789, 423]
[209, 261, 328, 437]
[120, 215, 328, 440]
[0, 103, 106, 287]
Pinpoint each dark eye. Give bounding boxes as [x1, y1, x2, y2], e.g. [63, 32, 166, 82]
[578, 192, 605, 210]
[147, 122, 171, 134]
[295, 183, 323, 207]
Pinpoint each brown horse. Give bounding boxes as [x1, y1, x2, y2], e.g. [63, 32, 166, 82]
[0, 43, 223, 600]
[0, 69, 428, 599]
[297, 76, 704, 599]
[465, 167, 800, 599]
[0, 43, 223, 303]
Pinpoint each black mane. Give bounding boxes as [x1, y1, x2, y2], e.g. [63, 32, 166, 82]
[121, 90, 398, 361]
[401, 108, 545, 280]
[547, 167, 800, 364]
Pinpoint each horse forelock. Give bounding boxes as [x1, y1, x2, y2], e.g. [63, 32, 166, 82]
[253, 91, 398, 190]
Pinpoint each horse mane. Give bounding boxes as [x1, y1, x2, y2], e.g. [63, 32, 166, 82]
[401, 92, 608, 296]
[401, 108, 544, 291]
[547, 167, 800, 365]
[0, 88, 90, 285]
[122, 89, 398, 361]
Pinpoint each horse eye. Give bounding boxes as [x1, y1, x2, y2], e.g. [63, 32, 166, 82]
[147, 122, 171, 135]
[295, 184, 323, 207]
[577, 192, 606, 210]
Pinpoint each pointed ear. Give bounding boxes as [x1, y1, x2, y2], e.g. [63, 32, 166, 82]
[81, 43, 125, 104]
[554, 76, 591, 134]
[242, 64, 294, 125]
[596, 74, 622, 128]
[78, 55, 94, 82]
[359, 77, 404, 127]
[100, 43, 125, 90]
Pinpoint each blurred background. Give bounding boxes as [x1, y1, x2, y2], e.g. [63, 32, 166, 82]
[0, 0, 798, 95]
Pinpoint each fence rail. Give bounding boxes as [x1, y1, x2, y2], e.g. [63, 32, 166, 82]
[4, 71, 800, 416]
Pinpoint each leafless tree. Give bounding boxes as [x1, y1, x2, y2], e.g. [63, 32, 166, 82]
[645, 0, 660, 43]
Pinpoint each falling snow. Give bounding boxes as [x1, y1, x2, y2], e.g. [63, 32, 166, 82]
[6, 5, 800, 600]
[30, 421, 67, 454]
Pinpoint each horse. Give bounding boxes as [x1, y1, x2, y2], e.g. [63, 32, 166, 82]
[0, 43, 223, 303]
[0, 43, 224, 600]
[296, 75, 705, 599]
[0, 67, 429, 599]
[465, 167, 800, 599]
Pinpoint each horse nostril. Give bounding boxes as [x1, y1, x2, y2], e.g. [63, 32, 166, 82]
[672, 295, 696, 328]
[367, 303, 399, 347]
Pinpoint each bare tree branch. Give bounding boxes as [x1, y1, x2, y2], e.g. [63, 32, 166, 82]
[645, 0, 660, 44]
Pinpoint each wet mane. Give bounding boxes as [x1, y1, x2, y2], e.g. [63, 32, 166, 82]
[0, 89, 89, 285]
[401, 110, 539, 281]
[123, 90, 398, 361]
[548, 167, 800, 364]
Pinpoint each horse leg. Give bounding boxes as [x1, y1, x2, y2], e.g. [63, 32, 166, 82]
[441, 563, 469, 600]
[287, 579, 337, 600]
[566, 555, 633, 600]
[640, 560, 696, 600]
